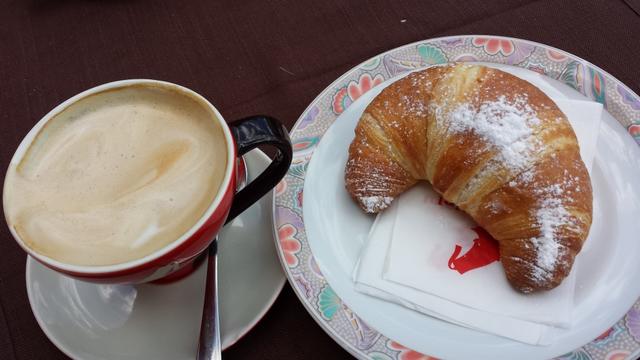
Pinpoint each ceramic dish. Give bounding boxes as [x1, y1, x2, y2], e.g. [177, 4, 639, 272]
[273, 36, 640, 360]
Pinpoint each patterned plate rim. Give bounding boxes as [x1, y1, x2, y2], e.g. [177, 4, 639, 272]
[272, 35, 640, 360]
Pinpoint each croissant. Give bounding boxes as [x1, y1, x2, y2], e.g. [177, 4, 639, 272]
[345, 64, 593, 293]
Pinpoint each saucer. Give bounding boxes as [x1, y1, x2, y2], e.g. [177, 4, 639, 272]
[26, 149, 286, 360]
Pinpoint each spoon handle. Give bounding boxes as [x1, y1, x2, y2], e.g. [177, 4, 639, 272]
[197, 238, 221, 360]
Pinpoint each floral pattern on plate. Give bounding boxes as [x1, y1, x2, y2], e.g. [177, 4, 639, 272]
[272, 35, 640, 359]
[625, 306, 640, 342]
[592, 323, 625, 347]
[387, 341, 439, 360]
[332, 73, 384, 115]
[557, 349, 593, 360]
[628, 124, 640, 145]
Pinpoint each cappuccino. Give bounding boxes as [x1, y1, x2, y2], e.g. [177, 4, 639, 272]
[3, 84, 228, 266]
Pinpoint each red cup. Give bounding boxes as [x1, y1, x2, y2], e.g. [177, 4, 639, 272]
[2, 80, 292, 284]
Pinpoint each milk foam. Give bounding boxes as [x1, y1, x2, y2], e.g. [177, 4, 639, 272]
[3, 85, 228, 266]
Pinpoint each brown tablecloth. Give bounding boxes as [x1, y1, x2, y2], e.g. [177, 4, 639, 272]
[1, 0, 639, 359]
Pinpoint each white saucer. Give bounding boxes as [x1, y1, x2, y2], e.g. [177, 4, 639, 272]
[25, 149, 286, 360]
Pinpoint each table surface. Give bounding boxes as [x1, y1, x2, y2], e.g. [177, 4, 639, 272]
[1, 0, 639, 359]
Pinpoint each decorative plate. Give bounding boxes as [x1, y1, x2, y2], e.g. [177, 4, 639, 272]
[272, 35, 640, 360]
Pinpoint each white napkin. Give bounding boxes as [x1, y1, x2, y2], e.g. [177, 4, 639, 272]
[353, 99, 602, 345]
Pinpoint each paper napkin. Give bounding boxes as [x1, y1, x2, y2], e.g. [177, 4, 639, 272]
[353, 99, 602, 345]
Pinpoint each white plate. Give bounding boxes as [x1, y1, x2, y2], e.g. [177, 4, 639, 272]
[303, 64, 640, 360]
[26, 149, 285, 360]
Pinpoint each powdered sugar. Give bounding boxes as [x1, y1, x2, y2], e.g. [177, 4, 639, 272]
[486, 199, 504, 214]
[407, 99, 426, 116]
[447, 96, 541, 171]
[361, 196, 394, 213]
[520, 168, 535, 184]
[530, 188, 571, 282]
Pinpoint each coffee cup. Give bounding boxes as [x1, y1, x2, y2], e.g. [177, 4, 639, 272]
[2, 80, 292, 283]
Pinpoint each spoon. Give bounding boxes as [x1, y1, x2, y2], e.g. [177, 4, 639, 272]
[196, 158, 248, 360]
[196, 237, 221, 360]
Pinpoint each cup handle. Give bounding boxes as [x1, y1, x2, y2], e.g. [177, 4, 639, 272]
[226, 115, 292, 223]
